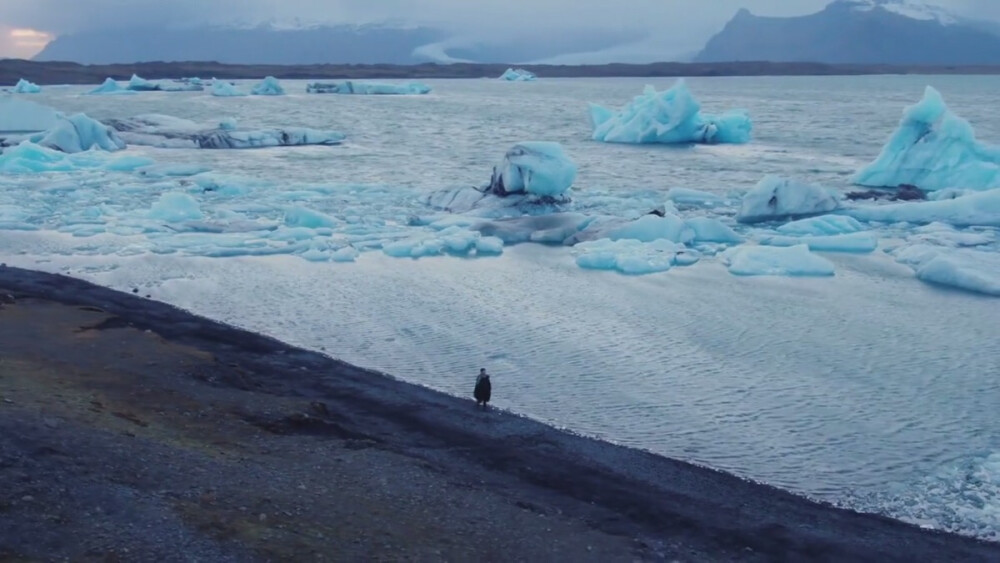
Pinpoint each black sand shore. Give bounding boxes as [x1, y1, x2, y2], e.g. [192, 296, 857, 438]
[1, 265, 998, 561]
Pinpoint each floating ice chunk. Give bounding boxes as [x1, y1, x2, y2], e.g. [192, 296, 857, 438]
[13, 79, 41, 94]
[685, 217, 743, 243]
[331, 246, 360, 262]
[574, 239, 697, 275]
[148, 192, 203, 222]
[384, 227, 501, 258]
[88, 77, 136, 96]
[891, 244, 1000, 296]
[666, 187, 725, 207]
[723, 245, 835, 277]
[108, 114, 344, 149]
[737, 176, 839, 224]
[284, 207, 336, 229]
[306, 81, 431, 95]
[127, 74, 160, 91]
[475, 236, 505, 255]
[759, 232, 878, 253]
[590, 80, 751, 145]
[776, 215, 866, 236]
[211, 80, 248, 97]
[0, 99, 60, 132]
[488, 142, 577, 197]
[608, 214, 694, 243]
[474, 213, 593, 244]
[854, 86, 1000, 192]
[0, 141, 100, 173]
[846, 188, 1000, 227]
[499, 68, 537, 81]
[910, 222, 994, 247]
[251, 76, 285, 96]
[36, 113, 126, 153]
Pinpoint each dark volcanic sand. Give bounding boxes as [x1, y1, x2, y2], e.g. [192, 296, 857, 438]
[1, 266, 997, 561]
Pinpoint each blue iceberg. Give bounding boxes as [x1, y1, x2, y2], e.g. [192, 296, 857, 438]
[251, 76, 285, 96]
[88, 78, 136, 96]
[499, 68, 537, 81]
[12, 79, 41, 94]
[0, 141, 138, 174]
[776, 215, 866, 236]
[127, 74, 160, 91]
[211, 80, 247, 97]
[854, 86, 1000, 192]
[306, 81, 431, 95]
[590, 80, 751, 145]
[35, 114, 126, 153]
[488, 142, 577, 198]
[737, 176, 839, 224]
[846, 189, 1000, 227]
[723, 245, 835, 277]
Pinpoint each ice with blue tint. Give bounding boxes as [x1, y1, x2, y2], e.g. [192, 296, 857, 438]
[284, 206, 337, 229]
[488, 142, 577, 197]
[574, 239, 698, 275]
[854, 86, 1000, 192]
[127, 74, 160, 92]
[0, 99, 59, 133]
[499, 68, 537, 81]
[891, 244, 1000, 296]
[88, 78, 136, 96]
[608, 214, 693, 243]
[13, 79, 41, 94]
[0, 141, 141, 173]
[737, 176, 840, 224]
[666, 187, 728, 207]
[148, 192, 204, 222]
[847, 188, 1000, 227]
[107, 114, 345, 150]
[776, 215, 866, 236]
[723, 244, 836, 276]
[685, 217, 743, 243]
[251, 76, 285, 96]
[33, 113, 126, 153]
[306, 81, 431, 95]
[211, 80, 248, 97]
[909, 222, 995, 248]
[760, 232, 878, 253]
[383, 226, 504, 258]
[590, 80, 752, 145]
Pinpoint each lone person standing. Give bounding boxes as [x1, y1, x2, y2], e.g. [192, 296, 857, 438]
[474, 368, 492, 409]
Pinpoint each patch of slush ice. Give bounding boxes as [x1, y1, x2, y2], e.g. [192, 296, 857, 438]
[383, 226, 503, 258]
[251, 76, 285, 96]
[846, 189, 1000, 227]
[723, 244, 836, 276]
[759, 232, 878, 253]
[148, 192, 204, 222]
[573, 238, 698, 275]
[737, 176, 839, 224]
[590, 79, 751, 145]
[854, 86, 1000, 192]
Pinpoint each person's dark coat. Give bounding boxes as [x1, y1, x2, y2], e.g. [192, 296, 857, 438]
[474, 376, 492, 405]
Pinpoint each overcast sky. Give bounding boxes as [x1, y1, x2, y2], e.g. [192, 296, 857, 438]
[3, 0, 1000, 60]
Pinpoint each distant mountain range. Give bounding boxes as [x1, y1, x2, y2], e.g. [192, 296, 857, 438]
[33, 24, 631, 66]
[696, 0, 1000, 65]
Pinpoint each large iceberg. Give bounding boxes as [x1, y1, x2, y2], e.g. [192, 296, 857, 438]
[854, 86, 1000, 192]
[723, 245, 836, 277]
[12, 79, 41, 94]
[211, 80, 248, 97]
[487, 142, 577, 198]
[589, 80, 751, 145]
[251, 76, 285, 96]
[0, 99, 60, 133]
[106, 114, 344, 149]
[306, 81, 431, 95]
[34, 114, 126, 153]
[737, 176, 839, 224]
[846, 189, 1000, 227]
[499, 68, 537, 81]
[88, 78, 136, 96]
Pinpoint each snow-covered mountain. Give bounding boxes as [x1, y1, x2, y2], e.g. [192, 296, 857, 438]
[695, 0, 1000, 65]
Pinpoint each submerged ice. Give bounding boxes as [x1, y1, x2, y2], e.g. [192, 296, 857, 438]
[590, 80, 751, 145]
